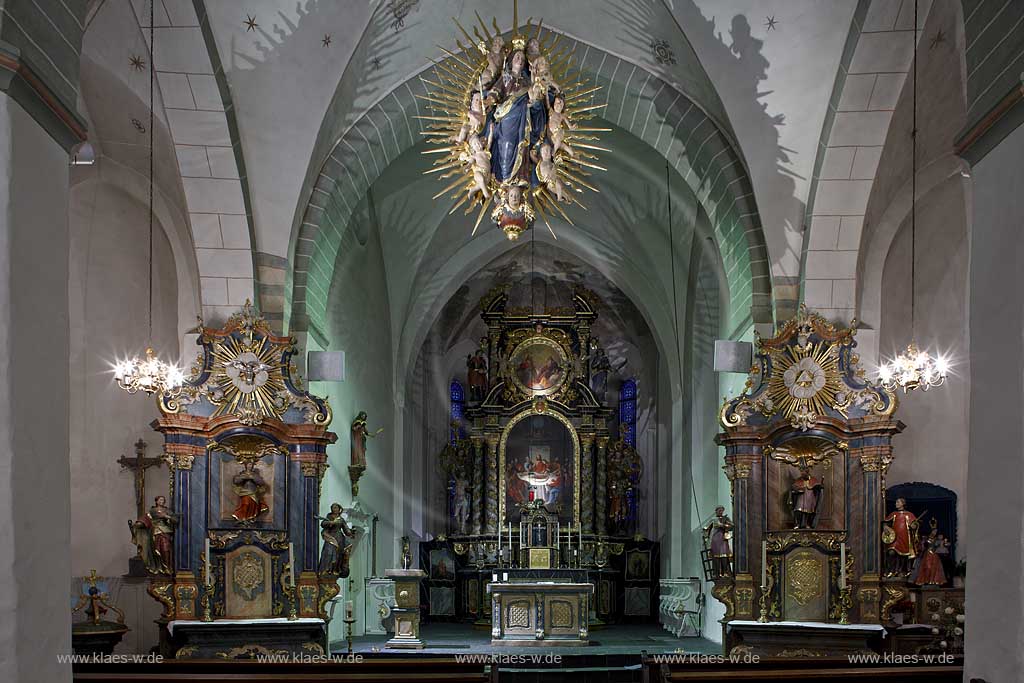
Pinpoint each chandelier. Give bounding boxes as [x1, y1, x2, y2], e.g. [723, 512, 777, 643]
[877, 0, 947, 393]
[113, 0, 183, 396]
[878, 342, 948, 393]
[114, 348, 186, 395]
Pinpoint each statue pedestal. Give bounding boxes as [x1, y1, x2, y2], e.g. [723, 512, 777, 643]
[384, 569, 426, 649]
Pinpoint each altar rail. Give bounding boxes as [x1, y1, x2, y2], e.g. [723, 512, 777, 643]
[73, 658, 494, 683]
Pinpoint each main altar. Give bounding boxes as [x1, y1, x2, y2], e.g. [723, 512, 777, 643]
[134, 304, 348, 658]
[422, 284, 657, 632]
[713, 306, 904, 658]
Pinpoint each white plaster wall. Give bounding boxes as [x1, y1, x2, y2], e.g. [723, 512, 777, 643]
[320, 204, 397, 643]
[877, 179, 969, 552]
[68, 179, 180, 579]
[0, 94, 73, 683]
[963, 119, 1024, 683]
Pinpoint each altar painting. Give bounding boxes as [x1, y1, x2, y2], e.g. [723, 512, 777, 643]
[503, 412, 575, 524]
[510, 338, 567, 396]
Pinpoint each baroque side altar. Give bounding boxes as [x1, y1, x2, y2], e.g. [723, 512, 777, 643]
[713, 306, 903, 658]
[137, 303, 347, 658]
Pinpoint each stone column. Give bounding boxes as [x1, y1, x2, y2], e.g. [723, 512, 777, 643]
[485, 435, 499, 533]
[580, 434, 595, 533]
[471, 437, 485, 535]
[0, 90, 82, 682]
[595, 437, 609, 535]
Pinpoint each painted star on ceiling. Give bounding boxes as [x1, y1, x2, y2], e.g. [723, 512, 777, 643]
[322, 34, 332, 47]
[765, 15, 778, 31]
[129, 54, 146, 71]
[930, 29, 946, 49]
[244, 14, 259, 32]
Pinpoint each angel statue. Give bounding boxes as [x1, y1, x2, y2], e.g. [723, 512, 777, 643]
[420, 16, 607, 239]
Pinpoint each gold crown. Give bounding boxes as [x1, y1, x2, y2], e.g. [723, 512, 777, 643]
[512, 36, 526, 50]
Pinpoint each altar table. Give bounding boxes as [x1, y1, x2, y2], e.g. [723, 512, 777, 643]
[487, 581, 593, 646]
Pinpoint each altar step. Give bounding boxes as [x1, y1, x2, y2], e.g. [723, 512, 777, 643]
[496, 654, 642, 683]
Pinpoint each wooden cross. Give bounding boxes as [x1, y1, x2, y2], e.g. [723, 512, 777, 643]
[118, 439, 164, 519]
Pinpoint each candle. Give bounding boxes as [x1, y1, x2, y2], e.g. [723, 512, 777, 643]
[497, 523, 502, 560]
[761, 541, 767, 589]
[345, 599, 354, 620]
[840, 543, 846, 589]
[288, 542, 295, 587]
[205, 538, 212, 586]
[508, 522, 512, 552]
[502, 572, 508, 582]
[492, 572, 497, 583]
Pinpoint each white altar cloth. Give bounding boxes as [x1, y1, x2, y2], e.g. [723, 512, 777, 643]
[167, 617, 325, 635]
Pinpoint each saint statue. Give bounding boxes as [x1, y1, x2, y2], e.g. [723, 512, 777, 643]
[789, 463, 823, 529]
[913, 519, 949, 586]
[317, 503, 354, 577]
[453, 478, 471, 534]
[467, 343, 488, 402]
[350, 411, 383, 469]
[129, 495, 178, 575]
[702, 505, 734, 579]
[883, 497, 921, 576]
[231, 460, 270, 522]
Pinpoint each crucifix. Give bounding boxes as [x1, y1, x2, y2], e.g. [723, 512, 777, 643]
[118, 438, 164, 519]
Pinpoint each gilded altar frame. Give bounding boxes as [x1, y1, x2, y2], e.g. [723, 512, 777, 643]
[498, 405, 582, 530]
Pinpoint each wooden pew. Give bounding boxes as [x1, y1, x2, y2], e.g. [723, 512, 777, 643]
[73, 656, 495, 683]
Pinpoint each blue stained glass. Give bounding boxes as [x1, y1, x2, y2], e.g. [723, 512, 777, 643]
[619, 378, 638, 448]
[450, 380, 465, 402]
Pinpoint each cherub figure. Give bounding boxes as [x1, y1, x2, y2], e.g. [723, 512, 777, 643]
[465, 135, 492, 199]
[532, 142, 566, 202]
[531, 56, 558, 93]
[481, 35, 505, 88]
[547, 93, 575, 157]
[453, 91, 487, 144]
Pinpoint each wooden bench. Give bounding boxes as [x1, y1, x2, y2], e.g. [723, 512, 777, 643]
[73, 657, 495, 683]
[640, 652, 963, 683]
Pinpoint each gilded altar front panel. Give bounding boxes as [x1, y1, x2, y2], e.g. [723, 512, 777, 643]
[224, 545, 273, 618]
[783, 547, 828, 622]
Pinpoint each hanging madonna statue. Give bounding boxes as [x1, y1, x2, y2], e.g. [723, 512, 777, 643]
[421, 17, 607, 240]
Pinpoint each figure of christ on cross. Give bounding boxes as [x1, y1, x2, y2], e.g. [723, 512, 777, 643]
[118, 438, 165, 520]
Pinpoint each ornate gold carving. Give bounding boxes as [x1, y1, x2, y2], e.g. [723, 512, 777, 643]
[175, 645, 198, 659]
[881, 583, 909, 623]
[550, 600, 572, 628]
[787, 552, 823, 606]
[507, 602, 531, 629]
[147, 580, 175, 619]
[232, 551, 265, 600]
[765, 531, 846, 552]
[209, 434, 286, 466]
[710, 578, 735, 620]
[302, 642, 325, 655]
[777, 648, 825, 658]
[215, 644, 289, 659]
[169, 453, 194, 470]
[317, 580, 340, 619]
[735, 587, 753, 616]
[765, 438, 846, 467]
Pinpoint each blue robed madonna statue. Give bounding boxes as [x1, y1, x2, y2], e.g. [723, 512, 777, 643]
[485, 48, 547, 183]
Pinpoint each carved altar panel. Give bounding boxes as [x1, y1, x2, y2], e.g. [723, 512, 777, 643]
[213, 452, 282, 528]
[782, 547, 828, 622]
[224, 545, 273, 619]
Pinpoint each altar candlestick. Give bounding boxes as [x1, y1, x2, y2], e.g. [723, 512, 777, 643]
[761, 541, 767, 589]
[840, 543, 846, 589]
[205, 538, 212, 586]
[288, 542, 295, 587]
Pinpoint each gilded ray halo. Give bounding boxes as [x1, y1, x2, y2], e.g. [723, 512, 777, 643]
[418, 0, 608, 240]
[764, 340, 843, 425]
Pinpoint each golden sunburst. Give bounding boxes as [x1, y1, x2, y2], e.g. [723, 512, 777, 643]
[419, 0, 608, 239]
[765, 341, 842, 423]
[208, 335, 288, 424]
